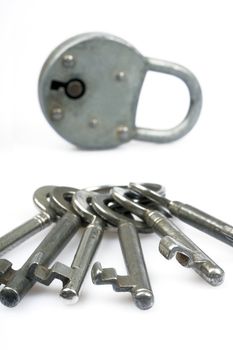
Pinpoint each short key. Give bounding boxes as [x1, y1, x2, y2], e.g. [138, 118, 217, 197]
[0, 186, 80, 307]
[130, 182, 233, 246]
[91, 192, 154, 310]
[112, 187, 224, 286]
[28, 187, 107, 303]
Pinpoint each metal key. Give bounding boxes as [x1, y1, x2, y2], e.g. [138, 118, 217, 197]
[0, 187, 80, 307]
[112, 187, 224, 286]
[28, 187, 108, 304]
[91, 192, 154, 310]
[0, 186, 57, 283]
[130, 182, 233, 246]
[0, 186, 57, 256]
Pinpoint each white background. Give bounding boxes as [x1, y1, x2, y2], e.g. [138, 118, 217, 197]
[0, 0, 233, 349]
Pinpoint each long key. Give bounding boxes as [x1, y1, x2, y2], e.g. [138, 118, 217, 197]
[0, 212, 79, 307]
[0, 186, 81, 307]
[112, 187, 224, 286]
[28, 188, 106, 304]
[0, 186, 57, 256]
[130, 182, 233, 246]
[0, 186, 57, 283]
[91, 193, 154, 310]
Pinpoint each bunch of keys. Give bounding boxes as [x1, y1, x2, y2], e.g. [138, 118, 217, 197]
[0, 183, 232, 310]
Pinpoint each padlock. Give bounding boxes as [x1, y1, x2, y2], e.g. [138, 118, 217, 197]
[39, 32, 202, 149]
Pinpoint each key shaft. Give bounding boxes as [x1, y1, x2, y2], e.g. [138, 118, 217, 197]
[60, 218, 104, 302]
[0, 186, 57, 257]
[92, 220, 154, 310]
[130, 183, 233, 246]
[28, 188, 108, 303]
[0, 212, 80, 307]
[0, 212, 51, 256]
[168, 201, 233, 246]
[30, 217, 104, 303]
[118, 221, 153, 309]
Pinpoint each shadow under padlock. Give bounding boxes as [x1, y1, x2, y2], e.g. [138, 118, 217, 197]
[38, 32, 202, 149]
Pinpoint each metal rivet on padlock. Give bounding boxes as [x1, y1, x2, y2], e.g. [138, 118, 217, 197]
[39, 32, 202, 149]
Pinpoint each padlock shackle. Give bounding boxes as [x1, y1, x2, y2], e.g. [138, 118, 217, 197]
[135, 57, 202, 143]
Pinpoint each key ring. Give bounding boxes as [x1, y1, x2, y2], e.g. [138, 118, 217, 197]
[90, 192, 156, 233]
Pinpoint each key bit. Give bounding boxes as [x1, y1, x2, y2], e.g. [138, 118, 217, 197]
[0, 259, 15, 285]
[92, 262, 135, 292]
[130, 182, 233, 246]
[112, 187, 224, 286]
[91, 193, 154, 310]
[159, 236, 223, 285]
[92, 261, 154, 309]
[28, 255, 76, 295]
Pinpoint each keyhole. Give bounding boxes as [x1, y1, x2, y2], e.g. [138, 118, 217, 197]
[50, 79, 86, 99]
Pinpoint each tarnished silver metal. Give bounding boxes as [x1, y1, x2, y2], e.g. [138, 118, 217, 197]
[0, 187, 81, 307]
[91, 192, 154, 310]
[112, 187, 224, 286]
[28, 188, 109, 304]
[130, 183, 233, 246]
[0, 186, 57, 257]
[39, 32, 202, 149]
[0, 213, 79, 307]
[89, 184, 165, 234]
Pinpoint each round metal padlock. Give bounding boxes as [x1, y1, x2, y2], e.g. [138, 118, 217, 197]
[39, 32, 202, 149]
